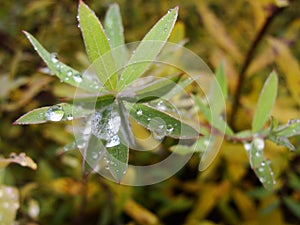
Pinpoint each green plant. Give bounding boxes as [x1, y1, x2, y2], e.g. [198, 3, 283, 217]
[14, 1, 299, 193]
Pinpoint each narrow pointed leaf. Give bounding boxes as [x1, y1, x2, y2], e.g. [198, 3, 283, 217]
[105, 142, 128, 182]
[23, 31, 100, 93]
[71, 93, 115, 110]
[83, 134, 105, 173]
[104, 3, 127, 69]
[208, 62, 227, 115]
[252, 71, 278, 132]
[117, 7, 178, 90]
[14, 103, 93, 124]
[268, 135, 295, 151]
[78, 1, 117, 89]
[274, 120, 300, 137]
[120, 73, 182, 103]
[244, 138, 276, 191]
[193, 96, 233, 136]
[117, 100, 136, 148]
[126, 103, 199, 139]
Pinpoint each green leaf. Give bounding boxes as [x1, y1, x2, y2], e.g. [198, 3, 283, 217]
[208, 62, 227, 115]
[14, 103, 93, 124]
[104, 3, 127, 69]
[244, 138, 276, 191]
[78, 1, 117, 90]
[216, 62, 227, 99]
[83, 134, 105, 174]
[267, 135, 295, 151]
[193, 96, 233, 136]
[105, 142, 128, 183]
[283, 197, 300, 219]
[71, 93, 115, 110]
[126, 103, 199, 139]
[117, 100, 136, 148]
[274, 119, 300, 137]
[23, 31, 100, 93]
[252, 71, 278, 133]
[117, 7, 178, 90]
[120, 73, 182, 103]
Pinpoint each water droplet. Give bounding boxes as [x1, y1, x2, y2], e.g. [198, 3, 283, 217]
[66, 114, 73, 120]
[106, 135, 120, 148]
[92, 152, 99, 159]
[253, 138, 265, 150]
[74, 73, 83, 83]
[259, 177, 265, 183]
[137, 109, 143, 116]
[156, 100, 167, 111]
[166, 124, 174, 134]
[261, 161, 266, 167]
[163, 27, 168, 32]
[67, 70, 73, 77]
[50, 53, 58, 63]
[258, 167, 264, 172]
[244, 142, 252, 151]
[45, 105, 64, 121]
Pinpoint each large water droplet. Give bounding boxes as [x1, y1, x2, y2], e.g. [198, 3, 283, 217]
[74, 73, 83, 83]
[253, 138, 265, 150]
[45, 105, 64, 121]
[148, 117, 167, 140]
[91, 106, 121, 140]
[50, 53, 58, 63]
[67, 70, 73, 77]
[137, 109, 143, 116]
[244, 142, 252, 151]
[106, 135, 120, 148]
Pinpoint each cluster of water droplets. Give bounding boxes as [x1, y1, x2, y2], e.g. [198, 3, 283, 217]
[91, 106, 121, 147]
[49, 53, 83, 84]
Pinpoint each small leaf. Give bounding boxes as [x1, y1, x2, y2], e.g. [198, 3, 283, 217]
[244, 139, 276, 191]
[105, 142, 129, 182]
[273, 119, 300, 137]
[78, 1, 117, 89]
[104, 3, 127, 69]
[267, 135, 295, 151]
[0, 153, 37, 170]
[117, 7, 178, 90]
[23, 31, 99, 93]
[208, 62, 227, 115]
[119, 73, 182, 103]
[14, 103, 93, 125]
[126, 103, 199, 139]
[252, 71, 278, 133]
[193, 96, 233, 136]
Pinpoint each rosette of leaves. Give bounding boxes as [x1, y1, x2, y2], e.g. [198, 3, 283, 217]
[14, 1, 199, 182]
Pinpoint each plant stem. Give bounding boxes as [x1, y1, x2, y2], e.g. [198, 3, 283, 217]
[74, 173, 89, 225]
[229, 4, 288, 130]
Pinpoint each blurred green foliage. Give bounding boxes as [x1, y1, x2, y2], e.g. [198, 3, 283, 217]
[0, 0, 299, 224]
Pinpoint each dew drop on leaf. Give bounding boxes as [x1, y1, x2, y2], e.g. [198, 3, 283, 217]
[45, 105, 64, 121]
[106, 135, 120, 148]
[73, 73, 83, 83]
[50, 53, 58, 63]
[137, 109, 143, 116]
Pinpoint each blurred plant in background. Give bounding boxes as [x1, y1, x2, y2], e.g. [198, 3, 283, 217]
[0, 0, 300, 225]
